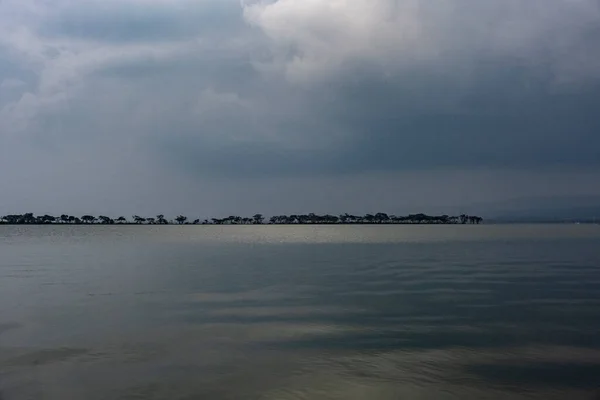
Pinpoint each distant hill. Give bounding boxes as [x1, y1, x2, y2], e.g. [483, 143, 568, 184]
[467, 195, 600, 223]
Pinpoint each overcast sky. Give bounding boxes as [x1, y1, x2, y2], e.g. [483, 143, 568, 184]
[1, 0, 599, 218]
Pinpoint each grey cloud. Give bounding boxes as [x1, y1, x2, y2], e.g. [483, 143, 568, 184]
[242, 0, 600, 84]
[1, 0, 600, 215]
[39, 0, 245, 43]
[154, 59, 600, 178]
[0, 55, 37, 104]
[322, 70, 600, 171]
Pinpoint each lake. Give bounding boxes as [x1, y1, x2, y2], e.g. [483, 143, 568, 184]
[1, 224, 600, 399]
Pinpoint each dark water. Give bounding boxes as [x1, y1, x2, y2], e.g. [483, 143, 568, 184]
[1, 225, 600, 399]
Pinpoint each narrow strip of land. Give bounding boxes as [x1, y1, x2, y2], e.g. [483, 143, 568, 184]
[1, 213, 483, 225]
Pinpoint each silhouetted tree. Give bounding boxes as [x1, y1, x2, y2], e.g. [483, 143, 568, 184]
[81, 215, 96, 224]
[98, 216, 113, 224]
[375, 213, 389, 223]
[39, 215, 56, 224]
[175, 215, 187, 225]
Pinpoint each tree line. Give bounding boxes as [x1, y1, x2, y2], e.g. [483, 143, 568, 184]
[0, 213, 483, 225]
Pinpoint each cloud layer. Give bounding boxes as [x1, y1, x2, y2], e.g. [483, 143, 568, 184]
[1, 0, 600, 215]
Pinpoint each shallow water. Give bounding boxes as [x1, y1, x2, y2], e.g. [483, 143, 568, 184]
[1, 224, 600, 399]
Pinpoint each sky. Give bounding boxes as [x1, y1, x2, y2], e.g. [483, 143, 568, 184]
[1, 0, 600, 218]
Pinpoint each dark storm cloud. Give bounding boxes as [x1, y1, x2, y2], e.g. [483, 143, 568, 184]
[328, 74, 600, 171]
[158, 60, 600, 178]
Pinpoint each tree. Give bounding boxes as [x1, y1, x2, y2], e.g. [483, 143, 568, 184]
[156, 214, 167, 225]
[5, 215, 21, 224]
[323, 214, 339, 224]
[81, 215, 96, 224]
[116, 216, 127, 224]
[98, 216, 113, 224]
[375, 213, 389, 223]
[38, 215, 55, 224]
[175, 215, 187, 225]
[364, 214, 375, 224]
[252, 214, 264, 224]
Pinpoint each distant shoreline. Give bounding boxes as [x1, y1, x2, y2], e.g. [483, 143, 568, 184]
[1, 213, 483, 225]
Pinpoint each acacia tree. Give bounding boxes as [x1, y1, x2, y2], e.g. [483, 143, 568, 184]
[38, 215, 56, 224]
[81, 215, 96, 224]
[375, 213, 389, 223]
[175, 215, 187, 225]
[98, 216, 113, 224]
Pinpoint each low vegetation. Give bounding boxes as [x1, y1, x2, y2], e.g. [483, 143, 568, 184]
[0, 213, 483, 225]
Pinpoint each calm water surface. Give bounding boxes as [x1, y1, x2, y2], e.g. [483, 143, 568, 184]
[1, 225, 600, 399]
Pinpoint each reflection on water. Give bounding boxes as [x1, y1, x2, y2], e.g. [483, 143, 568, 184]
[1, 225, 600, 399]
